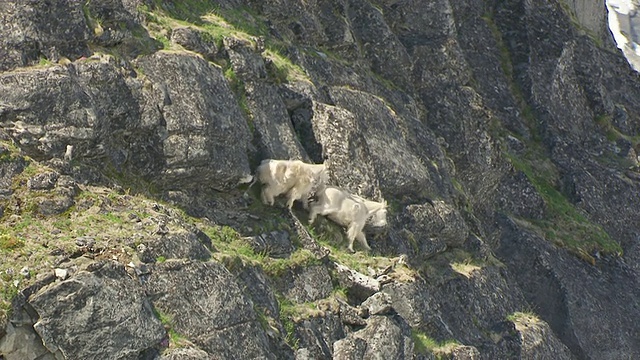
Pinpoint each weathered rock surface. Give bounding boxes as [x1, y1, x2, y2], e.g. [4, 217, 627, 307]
[273, 264, 333, 304]
[134, 51, 253, 190]
[0, 322, 54, 360]
[1, 0, 640, 359]
[497, 216, 640, 360]
[510, 312, 575, 360]
[0, 0, 91, 72]
[137, 231, 212, 263]
[171, 26, 219, 62]
[244, 230, 294, 258]
[294, 312, 346, 359]
[333, 263, 380, 303]
[334, 315, 414, 360]
[143, 260, 279, 359]
[157, 346, 211, 360]
[29, 261, 165, 360]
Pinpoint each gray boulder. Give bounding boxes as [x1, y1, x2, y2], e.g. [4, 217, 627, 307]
[273, 264, 333, 304]
[224, 37, 309, 160]
[158, 346, 211, 360]
[307, 101, 381, 198]
[510, 312, 575, 360]
[294, 312, 345, 359]
[144, 259, 276, 359]
[137, 231, 212, 263]
[171, 27, 219, 61]
[333, 263, 380, 303]
[29, 261, 165, 360]
[328, 87, 431, 199]
[334, 315, 414, 360]
[0, 0, 91, 71]
[135, 51, 253, 190]
[0, 322, 55, 360]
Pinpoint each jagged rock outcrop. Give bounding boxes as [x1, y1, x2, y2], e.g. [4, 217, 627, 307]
[1, 0, 640, 359]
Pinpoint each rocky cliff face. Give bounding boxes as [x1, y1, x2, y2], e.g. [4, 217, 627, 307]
[1, 0, 639, 359]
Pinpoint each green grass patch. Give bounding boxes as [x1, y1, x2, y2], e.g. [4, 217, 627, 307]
[203, 224, 269, 266]
[156, 34, 171, 49]
[203, 224, 242, 244]
[154, 308, 190, 348]
[0, 280, 18, 319]
[37, 57, 54, 67]
[412, 329, 460, 358]
[264, 48, 309, 83]
[506, 151, 622, 260]
[103, 212, 125, 224]
[506, 310, 539, 323]
[278, 296, 300, 349]
[0, 234, 24, 251]
[142, 2, 308, 86]
[331, 285, 349, 301]
[223, 67, 252, 124]
[307, 219, 417, 281]
[261, 248, 318, 277]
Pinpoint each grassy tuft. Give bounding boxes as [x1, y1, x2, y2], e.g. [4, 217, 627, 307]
[154, 308, 190, 348]
[0, 234, 25, 251]
[412, 329, 460, 358]
[263, 48, 309, 83]
[506, 310, 539, 323]
[261, 248, 318, 277]
[278, 296, 300, 349]
[307, 220, 417, 282]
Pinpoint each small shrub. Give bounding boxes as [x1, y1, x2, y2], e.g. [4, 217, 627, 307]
[0, 234, 24, 251]
[412, 330, 438, 355]
[153, 308, 189, 348]
[156, 34, 171, 49]
[204, 225, 241, 244]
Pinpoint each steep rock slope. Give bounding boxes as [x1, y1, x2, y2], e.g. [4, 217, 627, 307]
[0, 0, 639, 359]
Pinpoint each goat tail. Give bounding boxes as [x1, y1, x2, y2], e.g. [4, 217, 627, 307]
[242, 175, 258, 199]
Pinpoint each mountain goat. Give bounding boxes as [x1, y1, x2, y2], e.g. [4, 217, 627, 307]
[309, 186, 388, 252]
[248, 159, 329, 210]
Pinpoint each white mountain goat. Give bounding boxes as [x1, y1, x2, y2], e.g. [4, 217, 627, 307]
[309, 186, 388, 252]
[246, 159, 329, 210]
